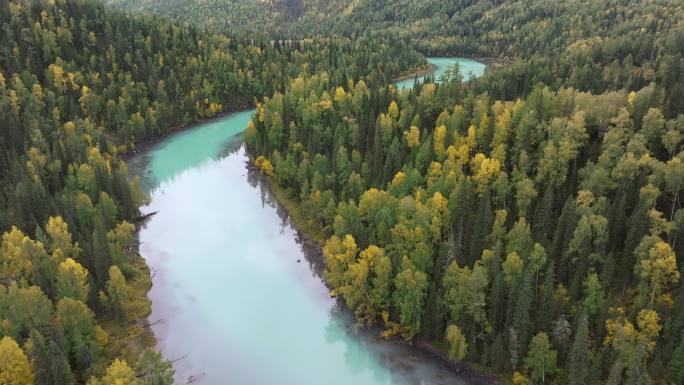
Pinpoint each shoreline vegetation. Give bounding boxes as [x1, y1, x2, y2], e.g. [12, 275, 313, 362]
[125, 100, 504, 384]
[392, 63, 438, 83]
[392, 56, 507, 85]
[104, 247, 156, 362]
[128, 56, 504, 383]
[246, 158, 504, 385]
[121, 104, 254, 161]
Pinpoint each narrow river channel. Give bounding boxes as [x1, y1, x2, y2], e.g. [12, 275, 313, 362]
[129, 58, 486, 385]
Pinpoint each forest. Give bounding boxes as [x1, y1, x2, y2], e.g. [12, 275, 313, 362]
[0, 0, 423, 383]
[2, 0, 684, 384]
[243, 1, 684, 385]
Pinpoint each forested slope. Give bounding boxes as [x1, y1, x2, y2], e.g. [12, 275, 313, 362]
[247, 64, 684, 385]
[105, 0, 684, 117]
[0, 0, 423, 383]
[4, 0, 684, 384]
[242, 2, 684, 384]
[105, 0, 303, 37]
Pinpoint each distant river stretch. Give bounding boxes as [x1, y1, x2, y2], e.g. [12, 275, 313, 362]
[129, 58, 486, 385]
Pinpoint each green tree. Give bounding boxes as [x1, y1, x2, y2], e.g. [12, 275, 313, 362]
[566, 315, 589, 385]
[0, 284, 53, 342]
[135, 349, 174, 385]
[106, 266, 129, 320]
[25, 330, 75, 385]
[55, 298, 101, 379]
[56, 258, 89, 302]
[582, 273, 604, 319]
[625, 343, 651, 385]
[393, 257, 428, 339]
[670, 332, 684, 384]
[524, 332, 557, 384]
[445, 324, 468, 360]
[442, 260, 488, 328]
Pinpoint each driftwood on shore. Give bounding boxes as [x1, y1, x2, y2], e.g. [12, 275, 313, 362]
[132, 211, 158, 224]
[141, 318, 165, 328]
[170, 354, 188, 364]
[186, 371, 205, 384]
[135, 355, 188, 379]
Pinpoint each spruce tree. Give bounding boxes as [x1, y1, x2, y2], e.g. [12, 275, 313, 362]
[566, 315, 589, 385]
[626, 344, 652, 385]
[670, 333, 684, 384]
[26, 330, 75, 385]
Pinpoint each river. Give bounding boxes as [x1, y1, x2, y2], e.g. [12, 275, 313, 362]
[395, 57, 486, 89]
[129, 58, 486, 385]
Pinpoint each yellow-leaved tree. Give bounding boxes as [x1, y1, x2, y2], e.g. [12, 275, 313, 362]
[0, 336, 35, 385]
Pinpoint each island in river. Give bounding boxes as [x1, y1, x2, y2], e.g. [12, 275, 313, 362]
[128, 58, 492, 385]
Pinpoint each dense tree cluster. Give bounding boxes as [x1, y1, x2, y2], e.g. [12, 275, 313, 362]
[0, 0, 424, 383]
[247, 61, 684, 383]
[105, 0, 304, 38]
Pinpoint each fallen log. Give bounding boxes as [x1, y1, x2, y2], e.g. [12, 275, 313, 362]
[131, 211, 158, 224]
[141, 318, 165, 328]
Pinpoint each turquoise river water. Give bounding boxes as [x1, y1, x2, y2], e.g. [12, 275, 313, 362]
[130, 58, 486, 385]
[394, 57, 486, 89]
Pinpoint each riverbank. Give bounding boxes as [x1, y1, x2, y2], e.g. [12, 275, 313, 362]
[393, 63, 438, 83]
[121, 104, 253, 162]
[125, 66, 505, 383]
[415, 339, 504, 385]
[392, 56, 499, 88]
[100, 235, 156, 363]
[464, 55, 512, 69]
[248, 157, 505, 385]
[119, 106, 253, 363]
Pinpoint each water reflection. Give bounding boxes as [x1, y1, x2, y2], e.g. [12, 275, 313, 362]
[246, 162, 327, 279]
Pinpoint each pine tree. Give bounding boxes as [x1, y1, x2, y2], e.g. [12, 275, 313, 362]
[25, 330, 75, 385]
[626, 344, 652, 385]
[671, 331, 684, 384]
[106, 266, 129, 321]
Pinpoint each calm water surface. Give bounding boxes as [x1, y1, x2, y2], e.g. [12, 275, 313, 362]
[395, 57, 486, 89]
[130, 58, 482, 385]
